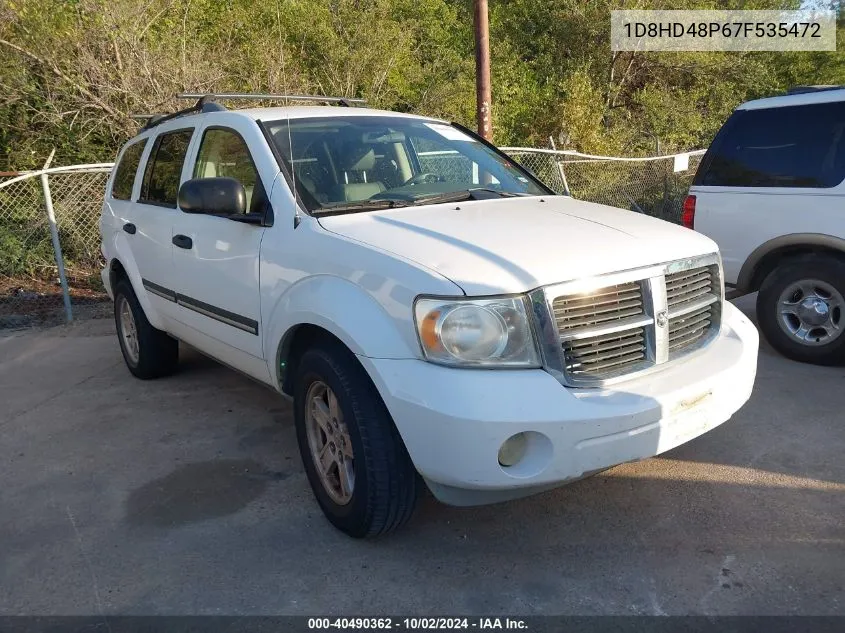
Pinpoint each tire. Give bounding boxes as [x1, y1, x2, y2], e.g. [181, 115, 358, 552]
[113, 279, 179, 379]
[293, 340, 420, 538]
[756, 254, 845, 366]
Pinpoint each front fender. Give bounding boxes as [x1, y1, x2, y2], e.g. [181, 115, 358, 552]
[109, 232, 166, 330]
[263, 275, 420, 386]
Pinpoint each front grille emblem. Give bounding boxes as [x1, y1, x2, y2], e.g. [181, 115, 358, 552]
[656, 310, 669, 328]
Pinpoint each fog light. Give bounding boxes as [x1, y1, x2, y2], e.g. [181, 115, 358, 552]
[498, 432, 528, 467]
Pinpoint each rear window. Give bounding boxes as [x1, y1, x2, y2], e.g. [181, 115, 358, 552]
[111, 139, 147, 200]
[696, 101, 845, 188]
[140, 129, 194, 207]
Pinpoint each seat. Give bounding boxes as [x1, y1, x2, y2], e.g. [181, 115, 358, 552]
[335, 146, 385, 201]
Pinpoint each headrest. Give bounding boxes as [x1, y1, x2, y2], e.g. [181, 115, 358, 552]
[338, 146, 376, 171]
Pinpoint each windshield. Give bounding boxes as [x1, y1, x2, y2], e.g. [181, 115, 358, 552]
[264, 116, 550, 214]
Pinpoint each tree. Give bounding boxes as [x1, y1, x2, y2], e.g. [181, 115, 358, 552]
[0, 0, 842, 168]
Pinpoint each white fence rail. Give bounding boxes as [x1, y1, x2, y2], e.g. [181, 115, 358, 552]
[0, 165, 113, 328]
[0, 148, 704, 330]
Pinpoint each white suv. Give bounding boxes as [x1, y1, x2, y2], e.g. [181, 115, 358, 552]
[688, 86, 845, 365]
[100, 95, 758, 537]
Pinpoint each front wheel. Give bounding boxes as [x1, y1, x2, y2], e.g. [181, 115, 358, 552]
[293, 341, 420, 537]
[756, 255, 845, 365]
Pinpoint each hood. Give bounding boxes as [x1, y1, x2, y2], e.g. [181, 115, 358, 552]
[317, 196, 719, 295]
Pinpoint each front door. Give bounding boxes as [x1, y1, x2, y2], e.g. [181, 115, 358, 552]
[170, 124, 269, 361]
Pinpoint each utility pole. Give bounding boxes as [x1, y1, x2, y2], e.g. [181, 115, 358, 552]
[474, 0, 492, 140]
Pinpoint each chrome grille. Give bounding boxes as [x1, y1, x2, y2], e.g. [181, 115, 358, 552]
[563, 327, 648, 379]
[553, 281, 644, 331]
[666, 265, 720, 358]
[669, 309, 712, 351]
[666, 266, 715, 312]
[534, 254, 722, 387]
[552, 280, 651, 380]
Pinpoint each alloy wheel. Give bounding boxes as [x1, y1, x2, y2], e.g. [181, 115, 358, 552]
[304, 380, 355, 505]
[777, 278, 843, 347]
[118, 295, 140, 365]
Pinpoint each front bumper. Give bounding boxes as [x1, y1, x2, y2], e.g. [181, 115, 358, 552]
[364, 302, 759, 505]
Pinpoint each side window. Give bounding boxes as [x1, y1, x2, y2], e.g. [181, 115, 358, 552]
[139, 129, 194, 208]
[111, 139, 147, 200]
[701, 101, 845, 188]
[193, 128, 268, 214]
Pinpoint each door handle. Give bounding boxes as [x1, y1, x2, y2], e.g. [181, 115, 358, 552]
[122, 223, 136, 235]
[172, 234, 193, 249]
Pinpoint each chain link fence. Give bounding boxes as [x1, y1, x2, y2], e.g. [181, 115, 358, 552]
[503, 148, 706, 224]
[0, 165, 112, 330]
[0, 148, 704, 332]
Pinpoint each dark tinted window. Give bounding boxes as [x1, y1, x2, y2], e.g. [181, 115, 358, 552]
[140, 129, 194, 207]
[111, 140, 147, 200]
[193, 128, 268, 214]
[699, 101, 845, 188]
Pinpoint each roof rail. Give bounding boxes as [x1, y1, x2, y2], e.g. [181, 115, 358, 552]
[176, 93, 367, 106]
[786, 85, 845, 95]
[131, 95, 227, 131]
[129, 96, 227, 131]
[130, 92, 366, 133]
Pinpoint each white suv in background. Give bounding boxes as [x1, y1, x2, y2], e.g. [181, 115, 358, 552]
[100, 95, 758, 538]
[687, 86, 845, 365]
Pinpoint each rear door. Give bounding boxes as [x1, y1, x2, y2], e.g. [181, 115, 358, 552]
[170, 121, 270, 360]
[134, 127, 196, 319]
[692, 101, 845, 284]
[102, 137, 148, 283]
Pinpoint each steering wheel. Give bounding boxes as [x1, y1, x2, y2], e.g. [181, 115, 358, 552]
[403, 172, 441, 186]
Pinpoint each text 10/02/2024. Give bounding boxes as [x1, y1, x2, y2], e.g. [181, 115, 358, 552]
[307, 618, 529, 630]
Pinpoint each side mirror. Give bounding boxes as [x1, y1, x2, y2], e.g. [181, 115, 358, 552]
[178, 177, 247, 216]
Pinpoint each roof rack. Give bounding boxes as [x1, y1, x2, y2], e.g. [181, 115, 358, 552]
[786, 85, 845, 95]
[176, 93, 367, 107]
[131, 92, 367, 132]
[133, 95, 226, 131]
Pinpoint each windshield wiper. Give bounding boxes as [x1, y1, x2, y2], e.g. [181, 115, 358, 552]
[313, 189, 524, 216]
[312, 198, 411, 217]
[411, 188, 522, 206]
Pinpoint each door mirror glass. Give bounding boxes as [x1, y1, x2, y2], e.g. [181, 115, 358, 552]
[178, 177, 247, 216]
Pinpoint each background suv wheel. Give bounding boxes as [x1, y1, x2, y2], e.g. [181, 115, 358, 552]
[113, 279, 179, 379]
[756, 254, 845, 365]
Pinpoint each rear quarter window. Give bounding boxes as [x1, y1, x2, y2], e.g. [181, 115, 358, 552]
[139, 129, 194, 208]
[696, 101, 845, 188]
[111, 139, 147, 200]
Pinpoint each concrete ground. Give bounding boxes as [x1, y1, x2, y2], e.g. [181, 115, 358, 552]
[0, 296, 842, 616]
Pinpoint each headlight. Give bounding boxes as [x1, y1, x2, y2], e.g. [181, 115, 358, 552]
[414, 296, 541, 367]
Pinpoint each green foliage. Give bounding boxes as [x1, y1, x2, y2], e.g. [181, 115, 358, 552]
[0, 0, 842, 169]
[0, 209, 53, 277]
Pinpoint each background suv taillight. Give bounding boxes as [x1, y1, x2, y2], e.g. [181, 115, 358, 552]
[682, 195, 696, 229]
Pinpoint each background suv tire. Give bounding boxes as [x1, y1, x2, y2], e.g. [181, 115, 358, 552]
[114, 279, 179, 379]
[756, 254, 845, 366]
[293, 340, 420, 538]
